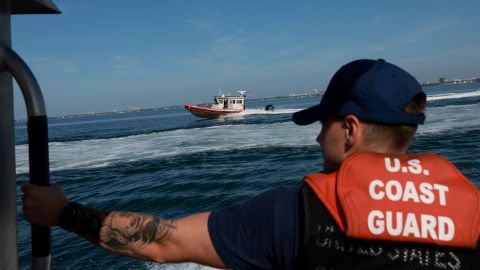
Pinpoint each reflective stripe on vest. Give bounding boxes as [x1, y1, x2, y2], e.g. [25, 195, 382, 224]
[305, 152, 480, 248]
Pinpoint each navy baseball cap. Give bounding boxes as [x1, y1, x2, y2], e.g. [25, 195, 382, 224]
[292, 59, 426, 126]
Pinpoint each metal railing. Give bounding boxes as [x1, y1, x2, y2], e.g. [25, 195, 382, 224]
[0, 1, 60, 269]
[1, 45, 51, 270]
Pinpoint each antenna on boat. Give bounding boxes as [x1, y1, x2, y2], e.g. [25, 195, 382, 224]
[0, 1, 60, 270]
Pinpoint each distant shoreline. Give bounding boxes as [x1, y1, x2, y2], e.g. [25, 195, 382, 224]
[16, 92, 323, 122]
[421, 78, 480, 87]
[15, 79, 479, 122]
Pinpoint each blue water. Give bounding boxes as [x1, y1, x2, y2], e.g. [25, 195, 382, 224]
[15, 83, 480, 269]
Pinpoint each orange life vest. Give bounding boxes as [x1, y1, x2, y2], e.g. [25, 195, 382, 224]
[304, 152, 480, 248]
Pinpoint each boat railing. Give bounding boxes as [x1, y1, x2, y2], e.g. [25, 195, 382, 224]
[1, 2, 60, 270]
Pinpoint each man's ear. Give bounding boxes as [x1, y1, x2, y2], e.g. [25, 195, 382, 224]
[344, 115, 362, 146]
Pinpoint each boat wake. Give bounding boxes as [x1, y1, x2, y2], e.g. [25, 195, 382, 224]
[14, 89, 479, 175]
[146, 262, 220, 270]
[239, 108, 301, 115]
[427, 89, 480, 101]
[15, 121, 317, 174]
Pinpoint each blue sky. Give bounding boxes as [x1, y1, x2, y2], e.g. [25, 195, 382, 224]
[11, 0, 480, 118]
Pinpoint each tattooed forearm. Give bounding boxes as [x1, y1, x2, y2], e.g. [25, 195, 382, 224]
[67, 206, 177, 260]
[99, 212, 177, 259]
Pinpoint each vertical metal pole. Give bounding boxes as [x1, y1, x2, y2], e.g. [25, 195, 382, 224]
[3, 45, 52, 270]
[0, 1, 18, 270]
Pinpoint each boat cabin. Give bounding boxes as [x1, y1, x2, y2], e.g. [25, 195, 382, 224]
[210, 92, 246, 110]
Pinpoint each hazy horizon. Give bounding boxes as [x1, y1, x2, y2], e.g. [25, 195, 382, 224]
[11, 0, 480, 119]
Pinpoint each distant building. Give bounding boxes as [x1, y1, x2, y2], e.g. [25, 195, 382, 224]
[421, 75, 479, 87]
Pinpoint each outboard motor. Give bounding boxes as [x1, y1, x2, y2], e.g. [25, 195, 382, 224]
[265, 104, 275, 111]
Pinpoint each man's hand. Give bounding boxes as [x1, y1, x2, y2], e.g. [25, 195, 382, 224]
[22, 183, 70, 228]
[21, 184, 225, 268]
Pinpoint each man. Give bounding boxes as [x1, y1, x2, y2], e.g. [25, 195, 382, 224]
[23, 59, 479, 269]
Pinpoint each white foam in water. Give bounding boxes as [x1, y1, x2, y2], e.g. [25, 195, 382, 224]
[15, 90, 479, 174]
[427, 89, 480, 101]
[419, 103, 480, 134]
[145, 262, 221, 270]
[239, 108, 301, 115]
[15, 121, 320, 174]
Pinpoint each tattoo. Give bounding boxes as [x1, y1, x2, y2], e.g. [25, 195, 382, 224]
[99, 212, 177, 258]
[69, 206, 177, 260]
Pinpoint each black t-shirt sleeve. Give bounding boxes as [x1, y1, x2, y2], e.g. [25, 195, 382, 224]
[208, 187, 299, 270]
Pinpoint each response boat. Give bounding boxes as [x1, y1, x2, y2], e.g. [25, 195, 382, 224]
[184, 91, 249, 118]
